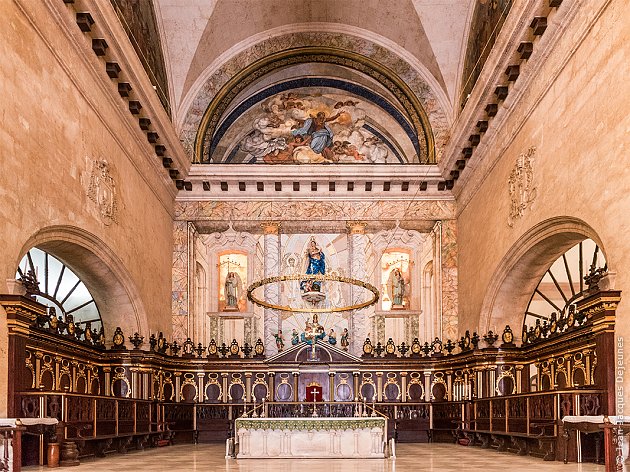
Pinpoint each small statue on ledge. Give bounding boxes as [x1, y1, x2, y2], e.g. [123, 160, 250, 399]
[300, 314, 325, 345]
[224, 271, 241, 312]
[291, 329, 300, 346]
[340, 328, 349, 351]
[388, 268, 406, 310]
[274, 330, 284, 352]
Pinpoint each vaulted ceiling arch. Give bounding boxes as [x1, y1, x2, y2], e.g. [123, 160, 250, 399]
[176, 28, 452, 165]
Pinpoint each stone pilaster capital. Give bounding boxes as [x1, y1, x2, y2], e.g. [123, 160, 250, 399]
[346, 221, 367, 234]
[261, 221, 281, 235]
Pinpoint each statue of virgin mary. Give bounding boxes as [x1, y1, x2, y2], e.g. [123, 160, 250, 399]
[299, 238, 328, 304]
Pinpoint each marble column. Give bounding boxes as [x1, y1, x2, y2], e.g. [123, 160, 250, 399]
[262, 222, 281, 354]
[172, 221, 190, 342]
[437, 220, 459, 341]
[347, 222, 369, 356]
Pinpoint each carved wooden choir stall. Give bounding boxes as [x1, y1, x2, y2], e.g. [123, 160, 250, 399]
[0, 286, 620, 469]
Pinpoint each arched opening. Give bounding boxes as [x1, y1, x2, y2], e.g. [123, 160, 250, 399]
[479, 217, 608, 338]
[17, 247, 104, 337]
[16, 226, 149, 338]
[522, 239, 606, 341]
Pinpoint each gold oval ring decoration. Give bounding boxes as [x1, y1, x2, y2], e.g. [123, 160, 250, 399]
[247, 274, 379, 313]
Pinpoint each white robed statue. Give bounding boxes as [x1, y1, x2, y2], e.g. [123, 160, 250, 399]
[388, 268, 406, 309]
[224, 271, 241, 311]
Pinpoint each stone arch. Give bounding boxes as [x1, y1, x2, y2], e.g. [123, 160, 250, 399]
[478, 217, 607, 337]
[177, 28, 451, 163]
[16, 225, 149, 338]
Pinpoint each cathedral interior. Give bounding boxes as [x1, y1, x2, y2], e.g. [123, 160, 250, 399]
[0, 0, 628, 470]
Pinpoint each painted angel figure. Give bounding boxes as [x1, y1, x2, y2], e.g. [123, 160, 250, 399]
[224, 271, 241, 311]
[291, 329, 300, 346]
[274, 330, 285, 352]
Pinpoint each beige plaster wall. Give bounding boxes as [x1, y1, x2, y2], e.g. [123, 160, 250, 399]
[457, 1, 629, 398]
[0, 0, 176, 414]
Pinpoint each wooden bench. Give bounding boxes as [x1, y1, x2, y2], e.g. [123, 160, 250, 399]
[65, 422, 174, 458]
[454, 421, 556, 460]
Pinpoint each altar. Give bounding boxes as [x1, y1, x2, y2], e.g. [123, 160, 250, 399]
[235, 417, 387, 459]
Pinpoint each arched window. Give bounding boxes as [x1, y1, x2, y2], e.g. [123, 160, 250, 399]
[16, 248, 102, 333]
[523, 239, 606, 334]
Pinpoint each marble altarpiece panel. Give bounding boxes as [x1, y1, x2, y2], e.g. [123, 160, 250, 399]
[172, 210, 458, 356]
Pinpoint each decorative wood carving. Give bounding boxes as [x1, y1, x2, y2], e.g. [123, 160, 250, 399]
[147, 132, 159, 143]
[505, 65, 520, 82]
[128, 100, 142, 114]
[518, 42, 534, 60]
[485, 103, 498, 117]
[476, 120, 488, 132]
[75, 12, 94, 32]
[495, 86, 509, 101]
[138, 117, 151, 130]
[117, 82, 132, 97]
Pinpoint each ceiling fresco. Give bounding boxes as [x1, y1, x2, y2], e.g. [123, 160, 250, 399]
[204, 83, 422, 165]
[177, 36, 451, 165]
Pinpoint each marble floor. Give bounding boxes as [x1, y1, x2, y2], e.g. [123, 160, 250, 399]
[23, 443, 608, 472]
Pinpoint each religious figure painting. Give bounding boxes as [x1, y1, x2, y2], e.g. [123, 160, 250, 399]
[236, 91, 397, 164]
[301, 237, 327, 303]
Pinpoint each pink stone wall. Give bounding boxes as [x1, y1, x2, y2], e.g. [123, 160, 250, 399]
[457, 1, 629, 396]
[0, 0, 176, 413]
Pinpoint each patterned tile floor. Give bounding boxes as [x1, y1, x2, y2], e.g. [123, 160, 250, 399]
[22, 443, 608, 472]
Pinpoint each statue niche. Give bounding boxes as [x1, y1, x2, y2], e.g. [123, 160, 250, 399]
[218, 253, 247, 312]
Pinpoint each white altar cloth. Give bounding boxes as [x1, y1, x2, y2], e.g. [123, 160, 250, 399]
[235, 417, 386, 459]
